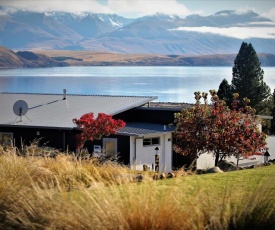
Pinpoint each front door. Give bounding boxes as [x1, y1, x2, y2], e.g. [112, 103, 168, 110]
[103, 138, 117, 157]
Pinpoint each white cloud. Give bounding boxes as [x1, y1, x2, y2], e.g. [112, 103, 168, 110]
[0, 0, 113, 14]
[262, 8, 275, 22]
[248, 21, 275, 26]
[171, 26, 275, 39]
[107, 0, 192, 18]
[1, 0, 272, 21]
[0, 0, 192, 18]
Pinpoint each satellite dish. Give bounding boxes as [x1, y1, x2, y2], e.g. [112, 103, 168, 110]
[13, 100, 28, 116]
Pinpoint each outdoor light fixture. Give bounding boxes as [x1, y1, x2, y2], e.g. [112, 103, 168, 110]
[154, 147, 159, 172]
[36, 131, 40, 136]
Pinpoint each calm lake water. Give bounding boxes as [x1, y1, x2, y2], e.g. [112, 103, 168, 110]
[1, 66, 275, 103]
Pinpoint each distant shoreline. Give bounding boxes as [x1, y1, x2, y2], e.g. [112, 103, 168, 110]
[1, 46, 275, 68]
[37, 50, 275, 67]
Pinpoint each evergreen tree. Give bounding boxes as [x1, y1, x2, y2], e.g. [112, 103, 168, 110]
[231, 42, 271, 112]
[217, 79, 232, 105]
[270, 90, 275, 134]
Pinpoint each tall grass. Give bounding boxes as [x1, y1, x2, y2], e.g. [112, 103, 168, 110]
[0, 145, 274, 229]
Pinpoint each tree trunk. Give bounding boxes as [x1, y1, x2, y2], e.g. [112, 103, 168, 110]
[215, 152, 220, 166]
[236, 154, 240, 169]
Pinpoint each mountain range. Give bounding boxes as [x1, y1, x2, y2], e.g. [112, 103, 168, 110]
[1, 8, 275, 55]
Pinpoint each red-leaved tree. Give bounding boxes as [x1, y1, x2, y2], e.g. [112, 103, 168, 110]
[173, 90, 267, 167]
[73, 113, 126, 149]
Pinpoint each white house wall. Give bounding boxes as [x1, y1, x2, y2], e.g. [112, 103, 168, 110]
[162, 133, 172, 172]
[130, 136, 136, 168]
[130, 133, 172, 172]
[197, 135, 275, 169]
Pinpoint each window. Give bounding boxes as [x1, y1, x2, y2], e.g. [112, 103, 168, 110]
[143, 137, 160, 146]
[0, 132, 13, 146]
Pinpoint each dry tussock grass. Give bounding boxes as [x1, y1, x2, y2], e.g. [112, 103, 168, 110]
[0, 145, 274, 229]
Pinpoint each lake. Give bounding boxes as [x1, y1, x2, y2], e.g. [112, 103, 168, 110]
[1, 66, 275, 103]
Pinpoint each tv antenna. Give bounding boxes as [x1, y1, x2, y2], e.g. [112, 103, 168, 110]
[13, 100, 31, 123]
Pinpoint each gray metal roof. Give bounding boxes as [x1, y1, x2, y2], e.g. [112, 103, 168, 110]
[118, 122, 174, 136]
[0, 92, 157, 129]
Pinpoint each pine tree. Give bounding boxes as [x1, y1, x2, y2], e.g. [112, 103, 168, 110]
[217, 79, 232, 105]
[231, 42, 271, 112]
[270, 90, 275, 134]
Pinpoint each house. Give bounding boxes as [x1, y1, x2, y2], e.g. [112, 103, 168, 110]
[0, 91, 188, 172]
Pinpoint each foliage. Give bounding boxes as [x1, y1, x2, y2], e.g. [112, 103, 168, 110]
[269, 89, 275, 134]
[217, 78, 233, 105]
[231, 42, 271, 112]
[173, 90, 267, 166]
[73, 112, 126, 148]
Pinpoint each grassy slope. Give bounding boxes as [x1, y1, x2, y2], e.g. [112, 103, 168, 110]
[169, 166, 275, 196]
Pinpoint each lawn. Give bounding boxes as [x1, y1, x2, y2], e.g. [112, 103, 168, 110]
[0, 146, 274, 229]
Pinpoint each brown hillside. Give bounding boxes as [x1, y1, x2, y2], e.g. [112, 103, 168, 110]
[16, 51, 68, 68]
[0, 46, 68, 68]
[0, 46, 25, 68]
[1, 46, 275, 68]
[36, 50, 275, 66]
[35, 50, 191, 66]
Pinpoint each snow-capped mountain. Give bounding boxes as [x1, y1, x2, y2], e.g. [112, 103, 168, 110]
[0, 9, 133, 50]
[0, 9, 275, 54]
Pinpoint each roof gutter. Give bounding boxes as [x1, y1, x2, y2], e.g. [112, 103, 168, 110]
[110, 96, 158, 116]
[117, 130, 173, 137]
[0, 124, 78, 131]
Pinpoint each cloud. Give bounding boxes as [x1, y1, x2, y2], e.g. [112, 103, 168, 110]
[248, 22, 275, 26]
[0, 0, 192, 18]
[0, 0, 113, 14]
[107, 0, 192, 18]
[262, 8, 275, 22]
[171, 26, 275, 39]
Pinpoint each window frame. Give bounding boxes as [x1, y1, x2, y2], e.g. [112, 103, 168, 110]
[0, 132, 13, 146]
[143, 137, 160, 147]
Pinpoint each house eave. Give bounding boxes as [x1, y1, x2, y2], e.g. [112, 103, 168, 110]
[110, 96, 158, 116]
[117, 131, 173, 137]
[0, 124, 77, 131]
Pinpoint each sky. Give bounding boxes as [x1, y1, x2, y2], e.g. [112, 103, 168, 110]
[1, 0, 275, 20]
[1, 0, 275, 40]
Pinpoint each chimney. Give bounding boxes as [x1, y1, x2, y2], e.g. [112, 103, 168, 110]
[63, 89, 67, 100]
